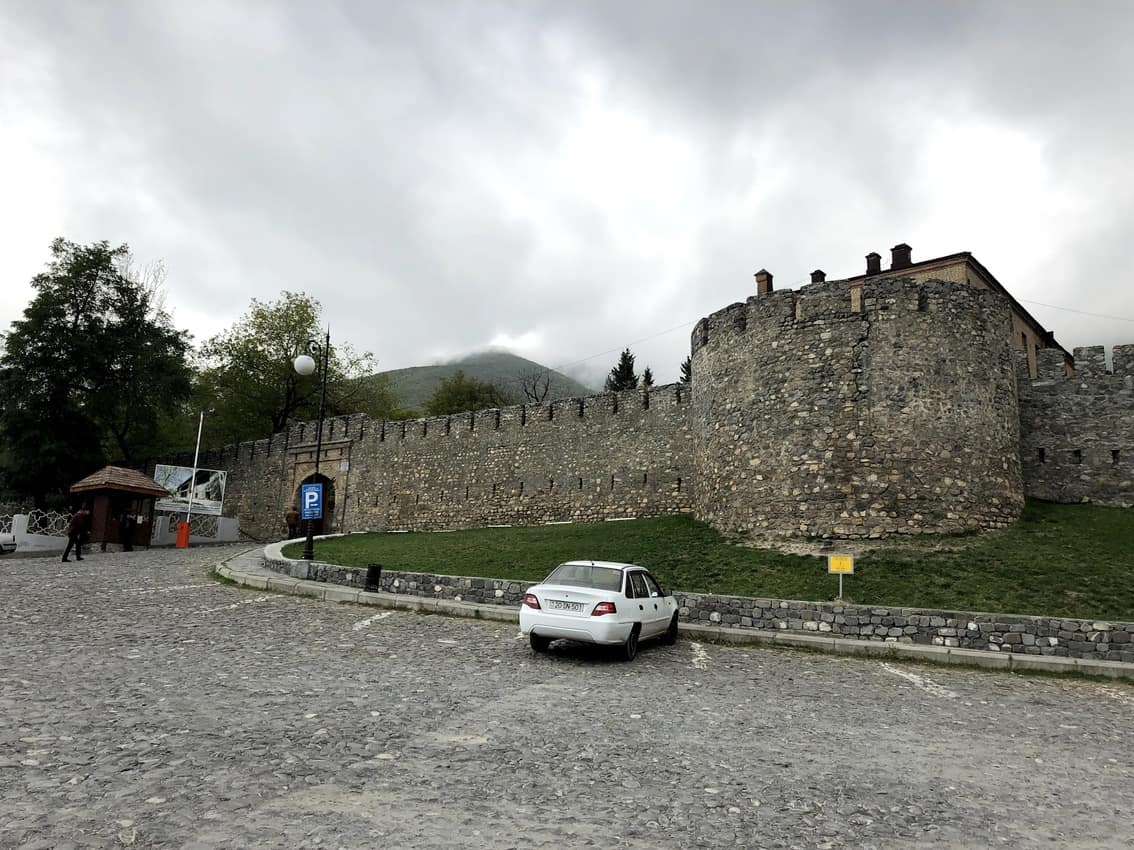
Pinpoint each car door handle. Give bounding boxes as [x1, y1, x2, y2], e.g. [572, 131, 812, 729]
[638, 604, 644, 610]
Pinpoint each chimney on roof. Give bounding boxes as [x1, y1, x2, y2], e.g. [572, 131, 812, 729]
[755, 269, 773, 296]
[891, 243, 912, 270]
[866, 252, 882, 275]
[810, 269, 826, 283]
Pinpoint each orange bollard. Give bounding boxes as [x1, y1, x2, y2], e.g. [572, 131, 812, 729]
[176, 521, 191, 548]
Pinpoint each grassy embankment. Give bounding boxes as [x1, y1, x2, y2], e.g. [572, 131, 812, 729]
[282, 500, 1134, 620]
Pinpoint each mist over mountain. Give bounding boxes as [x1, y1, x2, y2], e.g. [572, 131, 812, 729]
[374, 350, 598, 413]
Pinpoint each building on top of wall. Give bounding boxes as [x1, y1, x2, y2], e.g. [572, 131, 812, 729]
[806, 243, 1071, 379]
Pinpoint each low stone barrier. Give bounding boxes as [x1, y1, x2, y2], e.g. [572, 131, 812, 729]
[265, 554, 532, 606]
[263, 555, 1134, 664]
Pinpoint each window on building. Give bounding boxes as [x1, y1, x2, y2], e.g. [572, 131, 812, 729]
[1037, 448, 1046, 464]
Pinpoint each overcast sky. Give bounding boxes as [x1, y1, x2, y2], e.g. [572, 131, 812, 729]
[3, 0, 1133, 388]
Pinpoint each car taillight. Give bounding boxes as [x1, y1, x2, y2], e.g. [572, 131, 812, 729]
[591, 601, 617, 616]
[522, 593, 541, 610]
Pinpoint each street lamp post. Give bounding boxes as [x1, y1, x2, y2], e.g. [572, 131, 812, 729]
[293, 328, 331, 561]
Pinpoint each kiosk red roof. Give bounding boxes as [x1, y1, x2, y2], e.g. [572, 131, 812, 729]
[69, 466, 170, 498]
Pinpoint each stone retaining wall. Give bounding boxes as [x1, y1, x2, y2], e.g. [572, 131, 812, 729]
[263, 556, 1133, 664]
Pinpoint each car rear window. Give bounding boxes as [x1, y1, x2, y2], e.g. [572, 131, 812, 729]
[545, 564, 624, 592]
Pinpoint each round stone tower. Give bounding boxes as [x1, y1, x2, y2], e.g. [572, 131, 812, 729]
[690, 277, 1024, 541]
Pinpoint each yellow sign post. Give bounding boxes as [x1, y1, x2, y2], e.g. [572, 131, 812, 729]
[827, 554, 854, 599]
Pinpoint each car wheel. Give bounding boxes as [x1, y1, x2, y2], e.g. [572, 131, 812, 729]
[621, 626, 639, 661]
[530, 633, 551, 653]
[662, 613, 679, 646]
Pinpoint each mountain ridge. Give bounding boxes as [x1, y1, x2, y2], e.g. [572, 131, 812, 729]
[373, 350, 598, 413]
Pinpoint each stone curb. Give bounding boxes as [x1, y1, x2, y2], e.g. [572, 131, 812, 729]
[678, 623, 1133, 679]
[216, 546, 519, 624]
[213, 548, 1134, 682]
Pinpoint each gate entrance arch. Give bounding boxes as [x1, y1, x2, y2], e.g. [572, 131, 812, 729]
[295, 473, 335, 535]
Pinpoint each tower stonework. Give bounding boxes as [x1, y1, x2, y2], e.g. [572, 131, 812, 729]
[690, 277, 1025, 540]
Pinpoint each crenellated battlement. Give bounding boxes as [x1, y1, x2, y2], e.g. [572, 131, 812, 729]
[691, 277, 1008, 356]
[273, 382, 690, 449]
[1023, 344, 1134, 384]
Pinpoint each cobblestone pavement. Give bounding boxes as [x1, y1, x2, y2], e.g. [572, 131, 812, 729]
[2, 545, 1133, 849]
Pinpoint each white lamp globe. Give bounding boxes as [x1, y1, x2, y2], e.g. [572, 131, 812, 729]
[293, 354, 317, 376]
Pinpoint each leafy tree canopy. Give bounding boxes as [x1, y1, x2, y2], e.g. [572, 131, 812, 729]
[642, 366, 654, 387]
[194, 291, 402, 445]
[424, 370, 514, 416]
[0, 238, 192, 505]
[604, 348, 639, 391]
[680, 355, 692, 384]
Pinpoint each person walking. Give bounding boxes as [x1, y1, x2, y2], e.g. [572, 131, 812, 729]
[62, 504, 92, 562]
[285, 506, 300, 539]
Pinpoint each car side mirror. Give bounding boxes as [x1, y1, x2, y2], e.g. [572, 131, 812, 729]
[650, 591, 659, 598]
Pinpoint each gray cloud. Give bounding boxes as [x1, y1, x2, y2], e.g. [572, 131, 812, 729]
[2, 0, 1131, 391]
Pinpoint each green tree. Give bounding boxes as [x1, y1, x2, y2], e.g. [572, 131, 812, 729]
[642, 366, 654, 388]
[604, 348, 639, 391]
[424, 370, 514, 415]
[194, 292, 401, 445]
[680, 356, 692, 383]
[0, 238, 193, 505]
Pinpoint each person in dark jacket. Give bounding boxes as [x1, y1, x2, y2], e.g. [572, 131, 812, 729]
[118, 512, 135, 551]
[285, 506, 299, 539]
[62, 505, 92, 562]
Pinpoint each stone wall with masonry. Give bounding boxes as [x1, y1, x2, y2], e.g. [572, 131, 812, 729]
[262, 555, 1133, 663]
[1017, 344, 1134, 507]
[156, 277, 1130, 543]
[160, 386, 694, 542]
[691, 277, 1025, 541]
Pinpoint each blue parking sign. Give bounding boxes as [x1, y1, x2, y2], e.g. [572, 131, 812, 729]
[300, 483, 323, 520]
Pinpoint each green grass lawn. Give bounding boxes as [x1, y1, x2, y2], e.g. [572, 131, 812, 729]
[283, 500, 1134, 620]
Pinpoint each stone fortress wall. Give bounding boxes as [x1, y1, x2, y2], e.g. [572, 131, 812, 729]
[158, 264, 1132, 543]
[174, 385, 695, 542]
[1018, 344, 1134, 507]
[690, 277, 1024, 540]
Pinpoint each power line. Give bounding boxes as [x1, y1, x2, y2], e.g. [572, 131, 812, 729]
[1018, 299, 1134, 324]
[552, 319, 697, 372]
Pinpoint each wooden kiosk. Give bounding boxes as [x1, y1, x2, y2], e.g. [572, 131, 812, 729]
[69, 466, 170, 551]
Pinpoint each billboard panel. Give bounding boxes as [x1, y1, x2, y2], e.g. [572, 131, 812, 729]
[153, 464, 227, 516]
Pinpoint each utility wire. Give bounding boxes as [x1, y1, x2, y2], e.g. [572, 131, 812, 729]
[551, 319, 698, 372]
[1017, 299, 1134, 324]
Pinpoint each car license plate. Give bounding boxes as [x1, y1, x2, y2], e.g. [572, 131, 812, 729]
[548, 599, 584, 612]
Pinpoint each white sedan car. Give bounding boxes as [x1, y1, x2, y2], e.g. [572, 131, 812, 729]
[0, 532, 16, 556]
[520, 560, 679, 660]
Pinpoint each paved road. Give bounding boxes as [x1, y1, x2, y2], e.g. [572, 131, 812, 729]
[1, 545, 1132, 849]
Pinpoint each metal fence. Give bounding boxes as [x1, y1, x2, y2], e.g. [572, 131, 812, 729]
[153, 511, 220, 539]
[0, 514, 12, 534]
[190, 514, 219, 538]
[26, 510, 70, 537]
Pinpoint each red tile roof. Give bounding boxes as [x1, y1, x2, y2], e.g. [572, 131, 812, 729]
[69, 465, 170, 497]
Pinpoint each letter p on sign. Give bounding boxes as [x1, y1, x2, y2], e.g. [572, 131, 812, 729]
[301, 483, 323, 520]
